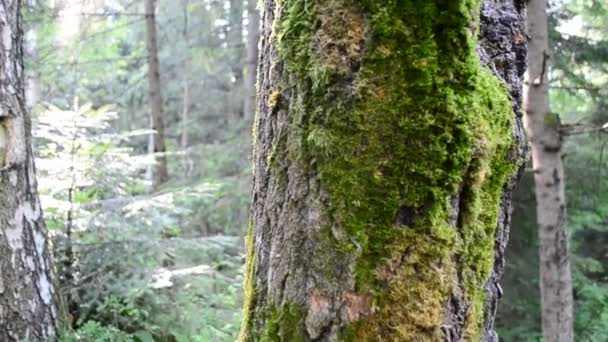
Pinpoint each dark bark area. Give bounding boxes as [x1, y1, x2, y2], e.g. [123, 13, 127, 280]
[241, 1, 527, 341]
[0, 0, 58, 340]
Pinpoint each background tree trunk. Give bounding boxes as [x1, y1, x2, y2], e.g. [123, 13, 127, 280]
[240, 1, 527, 341]
[145, 0, 169, 187]
[24, 0, 40, 112]
[180, 0, 194, 177]
[243, 0, 259, 121]
[229, 0, 245, 119]
[229, 0, 244, 81]
[524, 0, 574, 341]
[0, 0, 57, 340]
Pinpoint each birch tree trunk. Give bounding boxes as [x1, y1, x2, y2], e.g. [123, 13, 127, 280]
[0, 0, 57, 339]
[241, 0, 527, 341]
[145, 0, 169, 187]
[524, 1, 574, 341]
[243, 0, 259, 121]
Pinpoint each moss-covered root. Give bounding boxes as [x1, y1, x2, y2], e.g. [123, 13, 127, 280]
[241, 0, 523, 340]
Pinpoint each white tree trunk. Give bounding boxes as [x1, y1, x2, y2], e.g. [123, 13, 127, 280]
[524, 1, 574, 341]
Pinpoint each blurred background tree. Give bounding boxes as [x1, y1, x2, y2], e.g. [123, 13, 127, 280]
[497, 0, 608, 341]
[20, 0, 608, 340]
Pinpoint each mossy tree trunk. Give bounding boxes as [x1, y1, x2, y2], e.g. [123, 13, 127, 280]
[241, 1, 527, 341]
[0, 0, 57, 339]
[524, 0, 574, 341]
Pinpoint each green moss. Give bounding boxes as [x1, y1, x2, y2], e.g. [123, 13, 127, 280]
[544, 111, 562, 128]
[248, 0, 520, 339]
[260, 303, 306, 342]
[238, 223, 258, 342]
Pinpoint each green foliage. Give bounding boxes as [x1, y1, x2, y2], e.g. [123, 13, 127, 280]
[59, 321, 135, 342]
[25, 0, 254, 340]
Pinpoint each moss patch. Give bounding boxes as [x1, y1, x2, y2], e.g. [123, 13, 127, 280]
[260, 303, 306, 342]
[246, 0, 519, 339]
[238, 223, 258, 341]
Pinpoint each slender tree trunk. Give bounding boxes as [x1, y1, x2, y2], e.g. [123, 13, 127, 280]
[181, 70, 193, 176]
[524, 1, 574, 341]
[181, 71, 189, 150]
[63, 126, 80, 325]
[0, 0, 57, 339]
[243, 0, 259, 121]
[229, 0, 244, 82]
[24, 3, 40, 112]
[24, 50, 39, 111]
[240, 1, 527, 341]
[229, 0, 244, 119]
[180, 0, 194, 176]
[145, 0, 169, 187]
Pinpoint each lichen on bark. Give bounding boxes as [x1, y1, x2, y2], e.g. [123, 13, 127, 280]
[241, 0, 526, 341]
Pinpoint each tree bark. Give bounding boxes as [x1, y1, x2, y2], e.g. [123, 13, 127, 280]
[145, 0, 169, 187]
[0, 0, 58, 340]
[524, 1, 574, 341]
[241, 1, 527, 341]
[243, 0, 259, 121]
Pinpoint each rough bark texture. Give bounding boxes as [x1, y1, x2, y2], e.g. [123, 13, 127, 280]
[524, 0, 574, 341]
[241, 1, 526, 341]
[145, 0, 169, 187]
[243, 0, 260, 121]
[0, 0, 58, 340]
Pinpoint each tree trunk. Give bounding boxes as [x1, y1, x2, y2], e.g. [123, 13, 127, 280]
[230, 0, 244, 77]
[180, 0, 193, 176]
[524, 1, 574, 341]
[24, 51, 40, 111]
[241, 1, 527, 341]
[145, 0, 169, 187]
[0, 0, 58, 340]
[24, 0, 40, 112]
[243, 0, 259, 121]
[229, 0, 245, 119]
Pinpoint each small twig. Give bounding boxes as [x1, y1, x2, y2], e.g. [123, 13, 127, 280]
[560, 124, 608, 136]
[534, 50, 550, 86]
